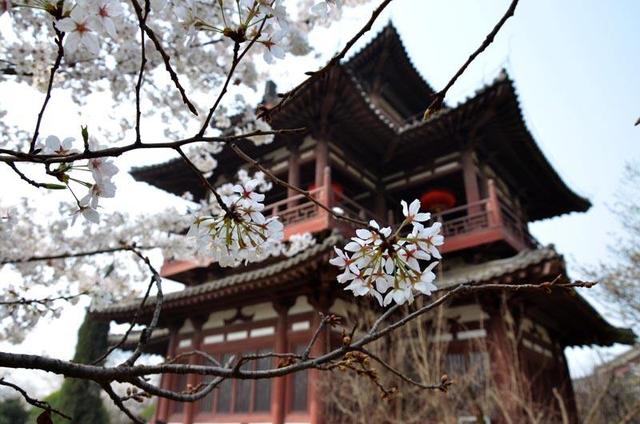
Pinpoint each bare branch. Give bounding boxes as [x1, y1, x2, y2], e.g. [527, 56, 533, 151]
[423, 0, 520, 119]
[100, 382, 145, 424]
[129, 0, 198, 116]
[0, 378, 71, 420]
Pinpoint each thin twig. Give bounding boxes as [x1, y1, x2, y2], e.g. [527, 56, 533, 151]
[359, 347, 450, 391]
[423, 0, 520, 119]
[174, 146, 232, 215]
[0, 128, 305, 164]
[262, 0, 395, 120]
[101, 382, 145, 424]
[198, 17, 268, 135]
[29, 25, 65, 153]
[229, 141, 369, 227]
[0, 292, 86, 307]
[129, 0, 198, 115]
[0, 244, 155, 265]
[92, 274, 156, 365]
[132, 0, 150, 145]
[0, 378, 71, 420]
[122, 247, 163, 366]
[302, 313, 330, 360]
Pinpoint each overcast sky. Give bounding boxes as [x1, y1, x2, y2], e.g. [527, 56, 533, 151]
[1, 0, 639, 396]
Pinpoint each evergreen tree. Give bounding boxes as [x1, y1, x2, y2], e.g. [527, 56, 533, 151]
[0, 398, 28, 424]
[58, 312, 110, 424]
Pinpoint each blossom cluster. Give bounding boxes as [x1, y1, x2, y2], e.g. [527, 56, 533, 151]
[187, 179, 283, 266]
[39, 134, 118, 223]
[330, 199, 445, 306]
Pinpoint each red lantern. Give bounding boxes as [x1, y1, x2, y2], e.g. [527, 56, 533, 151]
[308, 182, 344, 200]
[420, 189, 456, 213]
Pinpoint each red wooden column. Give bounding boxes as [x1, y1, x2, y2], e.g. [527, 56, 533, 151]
[155, 323, 181, 423]
[287, 141, 300, 208]
[485, 299, 521, 422]
[183, 318, 206, 424]
[462, 149, 480, 205]
[486, 179, 503, 228]
[314, 137, 329, 189]
[271, 300, 293, 424]
[308, 284, 333, 424]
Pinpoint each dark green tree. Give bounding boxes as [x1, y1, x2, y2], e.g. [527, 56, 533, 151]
[0, 398, 28, 424]
[57, 312, 110, 424]
[26, 390, 62, 424]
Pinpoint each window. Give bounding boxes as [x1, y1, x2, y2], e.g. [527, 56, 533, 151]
[172, 373, 188, 414]
[290, 344, 308, 411]
[193, 349, 272, 416]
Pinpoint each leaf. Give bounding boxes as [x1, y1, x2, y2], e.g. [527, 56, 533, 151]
[43, 183, 67, 190]
[37, 409, 53, 424]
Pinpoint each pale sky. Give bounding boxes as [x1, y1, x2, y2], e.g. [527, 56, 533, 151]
[1, 0, 639, 396]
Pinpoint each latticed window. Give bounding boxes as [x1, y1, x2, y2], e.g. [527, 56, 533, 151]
[290, 344, 308, 411]
[190, 348, 272, 416]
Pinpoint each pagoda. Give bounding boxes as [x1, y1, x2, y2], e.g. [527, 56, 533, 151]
[92, 24, 634, 424]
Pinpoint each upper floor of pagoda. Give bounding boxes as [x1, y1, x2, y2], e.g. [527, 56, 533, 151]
[130, 23, 590, 271]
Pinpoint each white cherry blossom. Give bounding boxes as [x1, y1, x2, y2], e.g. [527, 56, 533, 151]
[401, 199, 431, 223]
[89, 0, 123, 38]
[330, 200, 444, 306]
[56, 6, 101, 55]
[42, 135, 78, 155]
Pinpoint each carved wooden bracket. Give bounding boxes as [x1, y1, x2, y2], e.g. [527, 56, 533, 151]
[223, 308, 254, 325]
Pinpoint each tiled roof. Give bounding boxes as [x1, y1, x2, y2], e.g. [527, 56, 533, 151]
[94, 243, 556, 318]
[92, 233, 342, 317]
[439, 247, 558, 288]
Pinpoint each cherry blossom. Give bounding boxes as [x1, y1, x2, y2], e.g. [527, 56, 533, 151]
[330, 202, 444, 306]
[89, 0, 123, 38]
[56, 6, 101, 55]
[80, 179, 116, 208]
[187, 178, 284, 267]
[42, 135, 78, 155]
[311, 0, 343, 18]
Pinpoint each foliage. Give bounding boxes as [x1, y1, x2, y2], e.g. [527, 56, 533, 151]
[590, 162, 640, 327]
[0, 398, 28, 424]
[26, 391, 63, 424]
[57, 312, 110, 424]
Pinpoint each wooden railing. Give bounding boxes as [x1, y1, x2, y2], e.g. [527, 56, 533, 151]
[262, 167, 378, 238]
[263, 187, 325, 227]
[432, 199, 491, 237]
[432, 179, 536, 252]
[263, 169, 535, 251]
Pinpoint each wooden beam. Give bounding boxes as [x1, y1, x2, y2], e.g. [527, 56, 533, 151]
[183, 317, 206, 424]
[314, 138, 329, 188]
[287, 141, 300, 208]
[155, 324, 181, 423]
[271, 299, 294, 424]
[462, 149, 480, 204]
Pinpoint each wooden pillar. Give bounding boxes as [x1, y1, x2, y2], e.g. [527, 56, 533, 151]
[308, 281, 333, 424]
[182, 318, 206, 424]
[155, 323, 181, 423]
[556, 347, 580, 423]
[374, 184, 386, 223]
[287, 142, 300, 208]
[271, 300, 293, 424]
[462, 149, 480, 205]
[487, 179, 502, 228]
[314, 138, 329, 189]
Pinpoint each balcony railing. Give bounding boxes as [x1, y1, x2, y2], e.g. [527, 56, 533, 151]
[262, 167, 379, 239]
[432, 180, 537, 253]
[161, 172, 536, 277]
[264, 171, 536, 253]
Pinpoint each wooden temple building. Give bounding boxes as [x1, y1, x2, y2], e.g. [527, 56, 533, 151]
[92, 24, 634, 424]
